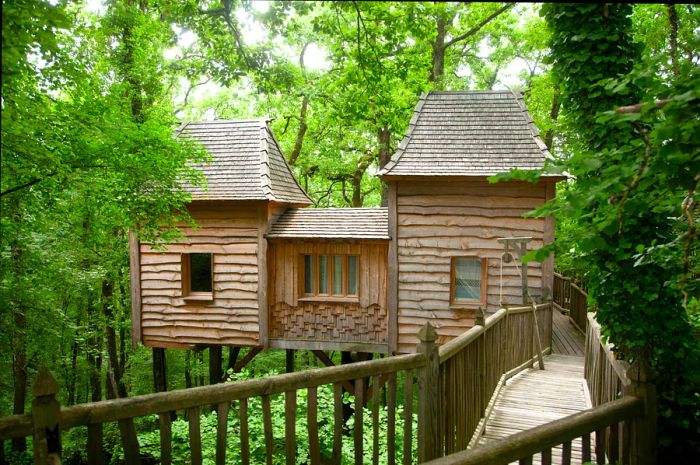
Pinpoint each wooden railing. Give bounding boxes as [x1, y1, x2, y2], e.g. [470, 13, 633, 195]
[0, 304, 553, 465]
[553, 272, 588, 332]
[422, 309, 658, 465]
[434, 303, 553, 459]
[1, 352, 425, 465]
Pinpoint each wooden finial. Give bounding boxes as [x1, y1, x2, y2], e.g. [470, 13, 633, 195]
[475, 307, 486, 326]
[418, 322, 438, 343]
[33, 366, 59, 397]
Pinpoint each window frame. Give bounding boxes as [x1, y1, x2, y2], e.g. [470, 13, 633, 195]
[300, 253, 359, 301]
[181, 252, 214, 302]
[450, 256, 487, 308]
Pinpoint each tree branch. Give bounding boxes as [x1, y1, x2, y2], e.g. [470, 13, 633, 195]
[443, 3, 514, 50]
[615, 99, 672, 114]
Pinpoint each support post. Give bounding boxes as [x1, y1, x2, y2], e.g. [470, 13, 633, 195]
[32, 367, 61, 465]
[624, 360, 657, 465]
[417, 322, 440, 462]
[531, 303, 545, 370]
[285, 349, 295, 373]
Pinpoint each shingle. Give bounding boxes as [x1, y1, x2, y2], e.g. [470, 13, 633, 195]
[379, 91, 553, 177]
[267, 208, 390, 240]
[178, 119, 312, 204]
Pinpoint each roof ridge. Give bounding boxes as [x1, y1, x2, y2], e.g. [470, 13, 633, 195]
[258, 119, 275, 200]
[378, 92, 429, 176]
[262, 122, 313, 204]
[512, 91, 553, 160]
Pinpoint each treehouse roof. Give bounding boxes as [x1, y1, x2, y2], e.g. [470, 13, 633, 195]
[177, 119, 312, 205]
[267, 207, 390, 240]
[379, 90, 553, 178]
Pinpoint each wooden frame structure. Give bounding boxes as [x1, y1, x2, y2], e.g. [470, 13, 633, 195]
[129, 91, 563, 354]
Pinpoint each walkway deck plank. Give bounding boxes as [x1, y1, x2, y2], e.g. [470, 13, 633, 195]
[474, 316, 591, 465]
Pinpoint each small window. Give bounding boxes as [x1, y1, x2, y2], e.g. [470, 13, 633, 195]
[451, 257, 486, 306]
[302, 254, 359, 298]
[182, 253, 213, 300]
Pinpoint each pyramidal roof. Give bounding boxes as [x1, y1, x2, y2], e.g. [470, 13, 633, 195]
[379, 91, 553, 177]
[177, 119, 312, 204]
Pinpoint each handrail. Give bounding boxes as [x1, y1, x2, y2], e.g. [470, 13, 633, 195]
[0, 352, 424, 440]
[587, 313, 630, 387]
[423, 396, 644, 465]
[438, 304, 549, 364]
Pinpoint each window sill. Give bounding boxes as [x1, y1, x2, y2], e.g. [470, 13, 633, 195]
[298, 296, 360, 304]
[183, 293, 214, 303]
[449, 302, 485, 311]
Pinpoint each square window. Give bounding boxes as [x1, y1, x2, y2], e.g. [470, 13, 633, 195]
[451, 257, 486, 305]
[182, 253, 213, 300]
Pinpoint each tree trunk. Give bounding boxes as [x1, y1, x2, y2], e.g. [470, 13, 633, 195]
[378, 126, 391, 206]
[667, 4, 680, 78]
[185, 350, 193, 388]
[11, 308, 27, 452]
[430, 16, 448, 86]
[288, 95, 309, 165]
[544, 83, 561, 151]
[67, 338, 79, 405]
[87, 330, 103, 462]
[102, 280, 141, 462]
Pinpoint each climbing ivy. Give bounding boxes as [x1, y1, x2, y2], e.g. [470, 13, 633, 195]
[535, 4, 700, 462]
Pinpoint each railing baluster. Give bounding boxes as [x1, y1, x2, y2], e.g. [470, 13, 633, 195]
[518, 456, 533, 465]
[595, 429, 606, 464]
[354, 378, 365, 465]
[187, 407, 202, 465]
[216, 401, 229, 465]
[262, 395, 273, 465]
[239, 398, 250, 465]
[87, 423, 103, 465]
[403, 370, 414, 465]
[621, 419, 630, 464]
[158, 412, 172, 465]
[372, 375, 380, 465]
[610, 422, 619, 464]
[285, 390, 296, 465]
[541, 448, 551, 465]
[308, 386, 321, 465]
[582, 432, 591, 463]
[562, 440, 571, 465]
[333, 383, 343, 465]
[387, 373, 397, 465]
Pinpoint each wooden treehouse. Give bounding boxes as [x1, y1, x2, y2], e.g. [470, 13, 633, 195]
[2, 93, 659, 465]
[130, 90, 561, 355]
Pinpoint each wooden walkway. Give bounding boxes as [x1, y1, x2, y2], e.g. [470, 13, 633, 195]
[474, 314, 591, 464]
[552, 309, 585, 356]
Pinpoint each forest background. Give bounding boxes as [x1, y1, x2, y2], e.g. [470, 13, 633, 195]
[1, 1, 698, 463]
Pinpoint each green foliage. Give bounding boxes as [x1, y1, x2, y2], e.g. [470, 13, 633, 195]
[134, 369, 418, 464]
[539, 4, 700, 461]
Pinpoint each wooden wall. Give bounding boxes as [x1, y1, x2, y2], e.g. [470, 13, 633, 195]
[138, 202, 262, 348]
[393, 179, 555, 353]
[267, 240, 389, 352]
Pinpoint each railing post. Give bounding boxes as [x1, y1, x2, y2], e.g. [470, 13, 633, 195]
[417, 322, 440, 462]
[476, 308, 487, 414]
[624, 360, 657, 465]
[32, 366, 61, 465]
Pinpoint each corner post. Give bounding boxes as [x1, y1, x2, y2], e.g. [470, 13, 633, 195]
[32, 367, 61, 465]
[624, 360, 657, 465]
[417, 322, 440, 462]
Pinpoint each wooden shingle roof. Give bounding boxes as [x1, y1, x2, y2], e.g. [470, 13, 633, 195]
[267, 208, 389, 240]
[178, 119, 311, 204]
[379, 91, 553, 177]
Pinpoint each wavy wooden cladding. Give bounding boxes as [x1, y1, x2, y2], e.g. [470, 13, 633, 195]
[267, 240, 389, 347]
[139, 203, 262, 347]
[395, 179, 553, 353]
